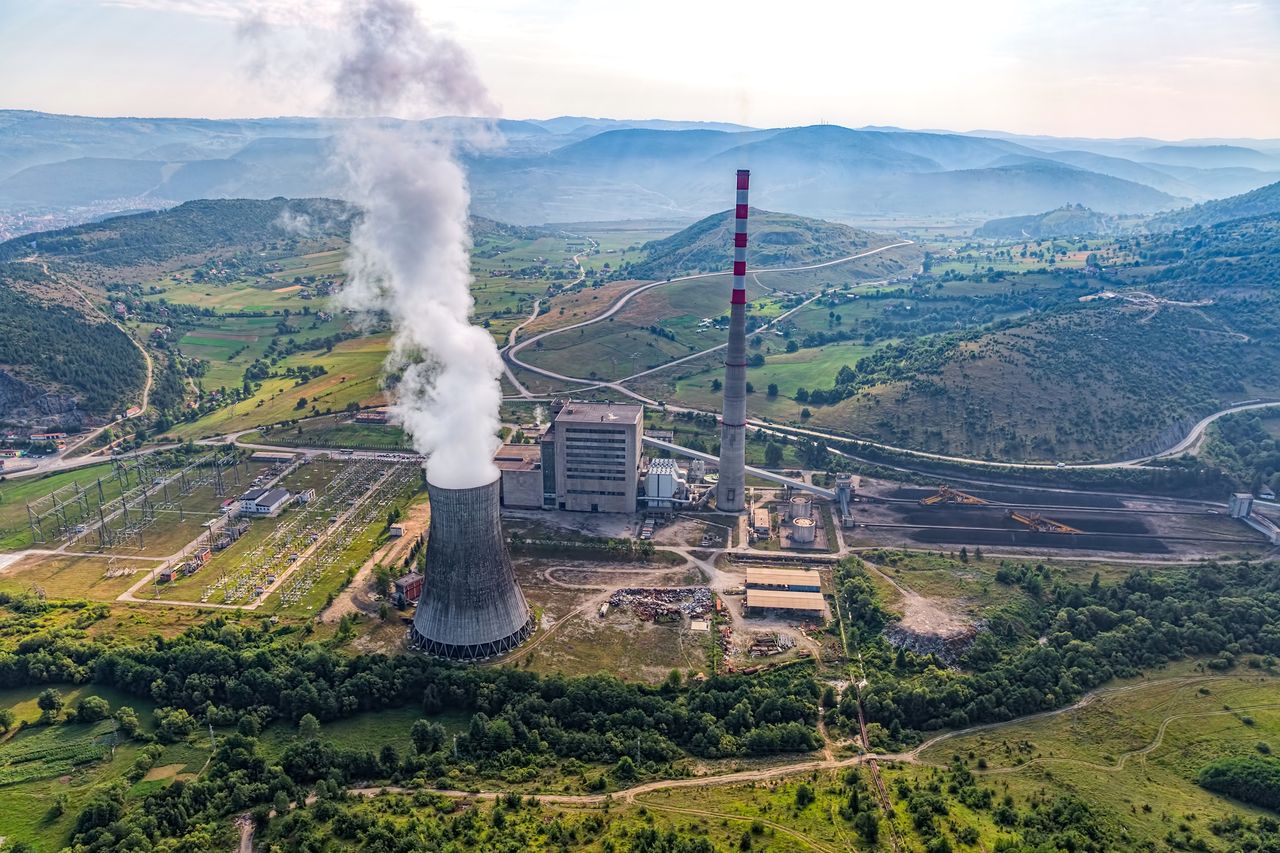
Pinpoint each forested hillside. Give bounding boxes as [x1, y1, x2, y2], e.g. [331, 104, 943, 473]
[1149, 180, 1280, 230]
[0, 271, 145, 422]
[975, 204, 1118, 239]
[798, 214, 1280, 462]
[0, 197, 354, 268]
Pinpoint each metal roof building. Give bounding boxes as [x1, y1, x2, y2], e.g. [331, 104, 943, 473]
[744, 588, 826, 616]
[745, 567, 822, 593]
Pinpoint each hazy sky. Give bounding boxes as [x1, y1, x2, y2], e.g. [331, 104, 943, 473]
[2, 0, 1279, 139]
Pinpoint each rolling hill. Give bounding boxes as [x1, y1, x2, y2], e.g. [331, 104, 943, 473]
[975, 204, 1118, 239]
[1148, 180, 1280, 230]
[0, 197, 355, 268]
[622, 207, 900, 279]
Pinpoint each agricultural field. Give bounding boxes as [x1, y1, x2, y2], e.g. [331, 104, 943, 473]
[565, 222, 679, 277]
[925, 236, 1131, 276]
[167, 332, 391, 439]
[244, 413, 411, 451]
[521, 275, 786, 382]
[256, 706, 472, 762]
[672, 340, 889, 420]
[0, 683, 189, 852]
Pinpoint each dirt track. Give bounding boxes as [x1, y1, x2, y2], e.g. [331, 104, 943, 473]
[319, 500, 430, 624]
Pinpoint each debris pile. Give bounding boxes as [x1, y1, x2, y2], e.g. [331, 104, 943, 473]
[748, 632, 796, 658]
[608, 587, 714, 622]
[884, 621, 981, 665]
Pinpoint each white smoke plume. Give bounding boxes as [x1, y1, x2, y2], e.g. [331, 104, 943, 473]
[323, 0, 504, 489]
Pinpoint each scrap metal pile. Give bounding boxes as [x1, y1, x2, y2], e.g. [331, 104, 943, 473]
[607, 587, 714, 622]
[748, 632, 796, 658]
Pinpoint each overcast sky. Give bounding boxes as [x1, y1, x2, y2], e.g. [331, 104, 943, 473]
[2, 0, 1279, 139]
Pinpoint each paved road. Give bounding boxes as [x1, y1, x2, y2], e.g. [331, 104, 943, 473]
[501, 235, 597, 398]
[505, 240, 915, 394]
[492, 238, 1280, 470]
[500, 240, 1280, 470]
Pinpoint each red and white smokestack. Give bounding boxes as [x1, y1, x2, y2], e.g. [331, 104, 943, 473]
[717, 169, 750, 512]
[731, 169, 750, 305]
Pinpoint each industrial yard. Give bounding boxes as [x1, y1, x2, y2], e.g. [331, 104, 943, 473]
[844, 479, 1269, 558]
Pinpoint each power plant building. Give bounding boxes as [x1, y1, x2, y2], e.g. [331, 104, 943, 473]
[546, 401, 643, 513]
[493, 444, 544, 509]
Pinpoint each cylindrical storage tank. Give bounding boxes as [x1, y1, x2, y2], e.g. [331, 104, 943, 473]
[410, 476, 534, 660]
[789, 495, 812, 521]
[791, 516, 817, 543]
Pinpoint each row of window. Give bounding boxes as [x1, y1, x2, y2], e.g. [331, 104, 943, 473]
[564, 427, 631, 437]
[567, 488, 625, 497]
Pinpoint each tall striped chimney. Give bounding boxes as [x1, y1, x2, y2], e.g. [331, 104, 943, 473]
[716, 169, 750, 512]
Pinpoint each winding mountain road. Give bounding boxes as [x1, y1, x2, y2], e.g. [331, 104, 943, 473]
[501, 245, 1280, 470]
[505, 240, 915, 392]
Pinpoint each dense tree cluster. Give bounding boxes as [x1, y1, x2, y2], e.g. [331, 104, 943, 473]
[837, 559, 1280, 735]
[1202, 410, 1280, 493]
[1197, 755, 1280, 812]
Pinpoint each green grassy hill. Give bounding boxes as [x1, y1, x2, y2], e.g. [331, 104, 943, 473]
[620, 207, 897, 280]
[975, 203, 1118, 239]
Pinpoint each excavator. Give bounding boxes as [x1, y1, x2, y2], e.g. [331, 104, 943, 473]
[1006, 510, 1082, 534]
[919, 485, 989, 506]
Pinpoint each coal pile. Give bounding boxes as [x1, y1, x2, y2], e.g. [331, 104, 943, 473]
[906, 527, 1170, 553]
[887, 486, 1125, 509]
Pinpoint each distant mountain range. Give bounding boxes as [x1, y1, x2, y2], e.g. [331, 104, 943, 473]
[4, 111, 1280, 232]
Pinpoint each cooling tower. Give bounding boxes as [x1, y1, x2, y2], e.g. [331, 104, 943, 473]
[716, 169, 750, 512]
[410, 476, 533, 660]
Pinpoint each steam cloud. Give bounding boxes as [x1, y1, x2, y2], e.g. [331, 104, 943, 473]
[325, 0, 504, 489]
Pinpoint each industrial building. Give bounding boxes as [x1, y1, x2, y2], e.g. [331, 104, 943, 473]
[354, 408, 390, 424]
[493, 443, 544, 509]
[752, 508, 771, 537]
[545, 401, 643, 513]
[237, 487, 292, 517]
[410, 476, 534, 660]
[393, 571, 424, 607]
[1229, 492, 1280, 544]
[744, 566, 825, 617]
[643, 458, 688, 512]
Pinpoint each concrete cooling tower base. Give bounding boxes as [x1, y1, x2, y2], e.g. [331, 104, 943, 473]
[410, 475, 534, 661]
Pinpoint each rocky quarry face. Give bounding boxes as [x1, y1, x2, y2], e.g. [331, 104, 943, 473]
[0, 368, 85, 431]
